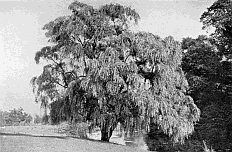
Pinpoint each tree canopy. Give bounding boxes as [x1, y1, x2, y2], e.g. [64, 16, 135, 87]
[200, 0, 232, 59]
[31, 1, 200, 142]
[181, 34, 232, 151]
[184, 1, 232, 150]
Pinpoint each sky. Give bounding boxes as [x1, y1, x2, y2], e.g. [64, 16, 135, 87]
[0, 0, 216, 116]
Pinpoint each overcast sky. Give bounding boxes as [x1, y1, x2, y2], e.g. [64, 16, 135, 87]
[0, 0, 215, 115]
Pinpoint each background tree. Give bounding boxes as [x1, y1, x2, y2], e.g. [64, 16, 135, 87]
[181, 35, 220, 109]
[0, 110, 4, 126]
[31, 1, 200, 142]
[0, 108, 32, 126]
[200, 0, 232, 60]
[0, 110, 9, 126]
[34, 114, 42, 124]
[199, 0, 232, 150]
[181, 34, 232, 151]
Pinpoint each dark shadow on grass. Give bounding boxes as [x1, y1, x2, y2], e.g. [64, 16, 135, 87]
[69, 135, 123, 146]
[0, 132, 124, 146]
[0, 132, 68, 139]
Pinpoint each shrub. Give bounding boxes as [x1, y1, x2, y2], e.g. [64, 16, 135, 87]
[58, 121, 88, 138]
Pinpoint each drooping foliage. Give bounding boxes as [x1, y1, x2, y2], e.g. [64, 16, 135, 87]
[31, 1, 200, 142]
[129, 33, 200, 143]
[30, 65, 59, 123]
[50, 96, 72, 125]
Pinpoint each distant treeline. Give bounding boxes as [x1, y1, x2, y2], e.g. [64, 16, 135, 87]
[0, 107, 33, 126]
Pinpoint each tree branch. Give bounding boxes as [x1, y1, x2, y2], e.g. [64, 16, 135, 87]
[54, 80, 67, 88]
[77, 36, 83, 46]
[49, 57, 69, 88]
[59, 65, 69, 88]
[49, 56, 59, 65]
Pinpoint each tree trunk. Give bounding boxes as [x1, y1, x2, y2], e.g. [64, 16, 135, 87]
[101, 121, 118, 142]
[101, 129, 110, 142]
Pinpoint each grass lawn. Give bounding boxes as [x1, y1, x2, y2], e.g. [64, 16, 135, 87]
[0, 126, 149, 152]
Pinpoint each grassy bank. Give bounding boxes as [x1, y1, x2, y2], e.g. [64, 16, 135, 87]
[0, 125, 149, 152]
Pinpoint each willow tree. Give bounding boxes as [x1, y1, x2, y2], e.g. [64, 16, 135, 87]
[30, 70, 58, 124]
[31, 1, 200, 142]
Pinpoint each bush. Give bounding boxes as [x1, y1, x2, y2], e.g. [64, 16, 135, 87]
[58, 121, 89, 138]
[73, 122, 88, 138]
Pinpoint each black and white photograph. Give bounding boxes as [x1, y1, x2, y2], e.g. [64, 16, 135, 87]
[0, 0, 231, 151]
